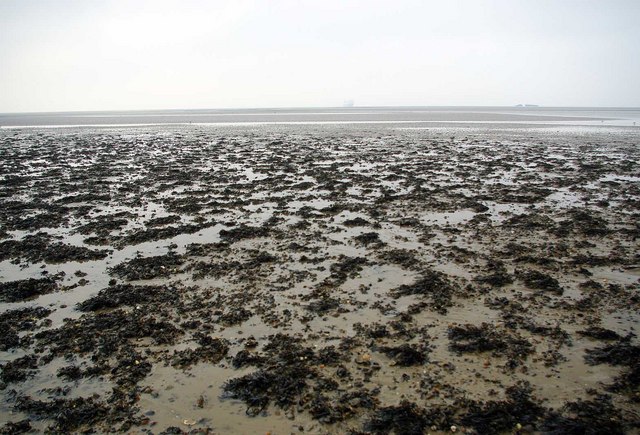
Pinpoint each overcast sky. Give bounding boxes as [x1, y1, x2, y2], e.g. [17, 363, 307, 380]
[1, 0, 639, 113]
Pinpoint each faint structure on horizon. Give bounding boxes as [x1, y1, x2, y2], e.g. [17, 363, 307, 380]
[343, 100, 354, 107]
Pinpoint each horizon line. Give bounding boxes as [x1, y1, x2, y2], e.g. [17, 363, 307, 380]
[2, 104, 640, 117]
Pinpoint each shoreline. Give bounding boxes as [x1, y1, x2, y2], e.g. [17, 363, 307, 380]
[1, 125, 639, 433]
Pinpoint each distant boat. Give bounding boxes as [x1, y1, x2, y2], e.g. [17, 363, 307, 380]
[343, 100, 354, 108]
[515, 104, 539, 107]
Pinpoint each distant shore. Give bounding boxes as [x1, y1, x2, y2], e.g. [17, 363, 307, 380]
[2, 106, 640, 128]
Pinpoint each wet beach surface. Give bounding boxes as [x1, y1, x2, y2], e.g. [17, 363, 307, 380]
[0, 125, 639, 434]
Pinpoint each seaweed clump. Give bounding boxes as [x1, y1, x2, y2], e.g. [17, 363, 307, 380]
[35, 309, 182, 358]
[448, 323, 533, 360]
[0, 232, 109, 264]
[541, 395, 626, 434]
[222, 334, 317, 415]
[577, 327, 623, 341]
[219, 225, 269, 243]
[223, 364, 312, 416]
[0, 277, 59, 303]
[0, 233, 109, 263]
[354, 231, 384, 246]
[0, 306, 51, 351]
[378, 248, 419, 269]
[170, 335, 229, 369]
[516, 269, 563, 295]
[219, 307, 254, 326]
[109, 252, 184, 280]
[365, 400, 450, 435]
[76, 284, 179, 311]
[0, 420, 32, 434]
[308, 389, 379, 424]
[390, 269, 456, 314]
[13, 396, 111, 433]
[584, 340, 640, 396]
[231, 350, 266, 369]
[326, 256, 369, 285]
[459, 384, 546, 433]
[555, 209, 610, 237]
[474, 261, 513, 288]
[0, 355, 39, 385]
[116, 222, 216, 247]
[376, 344, 429, 366]
[584, 341, 640, 366]
[307, 297, 341, 315]
[343, 217, 370, 227]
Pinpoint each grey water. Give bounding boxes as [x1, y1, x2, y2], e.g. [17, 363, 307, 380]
[1, 106, 639, 128]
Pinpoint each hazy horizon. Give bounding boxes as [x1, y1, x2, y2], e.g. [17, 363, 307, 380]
[3, 104, 640, 117]
[2, 0, 639, 113]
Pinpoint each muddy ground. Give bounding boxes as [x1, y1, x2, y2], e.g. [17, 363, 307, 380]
[0, 125, 639, 434]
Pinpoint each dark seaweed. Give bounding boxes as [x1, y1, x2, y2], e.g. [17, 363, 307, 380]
[390, 270, 456, 314]
[219, 225, 269, 243]
[0, 420, 32, 435]
[170, 336, 229, 369]
[460, 384, 545, 433]
[577, 327, 623, 341]
[0, 355, 38, 385]
[35, 309, 182, 358]
[0, 277, 59, 303]
[376, 344, 428, 366]
[541, 395, 625, 435]
[517, 269, 563, 294]
[77, 284, 179, 311]
[448, 323, 533, 359]
[0, 306, 51, 351]
[365, 401, 438, 435]
[14, 396, 110, 433]
[109, 252, 184, 280]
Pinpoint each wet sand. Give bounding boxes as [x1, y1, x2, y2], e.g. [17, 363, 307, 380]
[0, 125, 639, 434]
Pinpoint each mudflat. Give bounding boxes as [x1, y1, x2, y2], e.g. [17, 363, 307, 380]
[0, 125, 639, 434]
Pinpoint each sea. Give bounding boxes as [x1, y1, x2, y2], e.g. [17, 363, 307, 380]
[1, 106, 639, 129]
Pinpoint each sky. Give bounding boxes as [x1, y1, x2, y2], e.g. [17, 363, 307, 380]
[1, 0, 639, 113]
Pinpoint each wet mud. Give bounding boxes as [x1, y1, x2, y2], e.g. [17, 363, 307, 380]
[0, 125, 639, 433]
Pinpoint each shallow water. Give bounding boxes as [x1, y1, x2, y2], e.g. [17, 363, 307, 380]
[1, 106, 640, 128]
[1, 125, 639, 433]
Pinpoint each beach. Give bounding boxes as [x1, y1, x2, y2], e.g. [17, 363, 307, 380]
[1, 122, 639, 434]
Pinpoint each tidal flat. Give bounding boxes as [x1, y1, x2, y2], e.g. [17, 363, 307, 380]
[0, 125, 639, 434]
